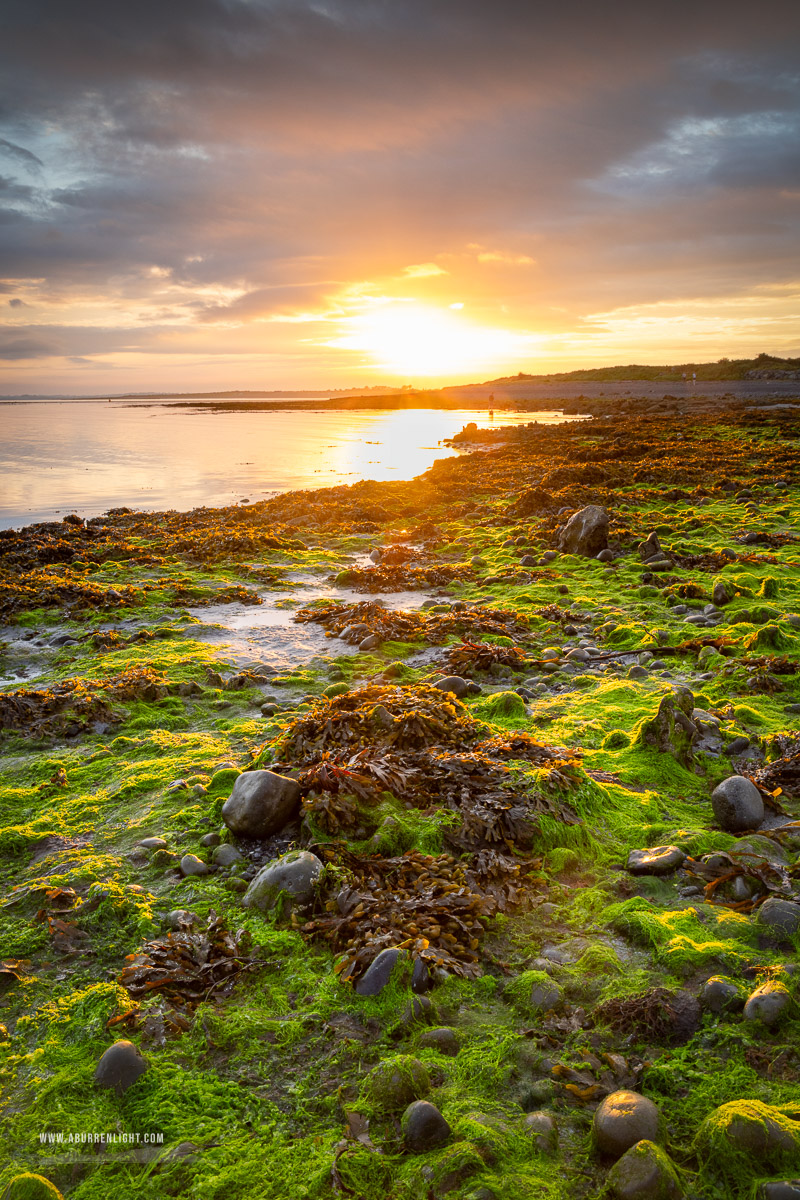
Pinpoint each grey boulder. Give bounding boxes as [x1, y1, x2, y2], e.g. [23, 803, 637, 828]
[702, 976, 744, 1014]
[557, 505, 609, 556]
[744, 981, 792, 1026]
[402, 1100, 452, 1152]
[606, 1139, 683, 1199]
[710, 776, 764, 832]
[758, 897, 800, 937]
[221, 770, 301, 838]
[212, 844, 244, 868]
[594, 1091, 661, 1158]
[432, 676, 478, 698]
[242, 850, 323, 912]
[94, 1041, 148, 1095]
[524, 1111, 558, 1154]
[626, 846, 684, 876]
[179, 854, 209, 876]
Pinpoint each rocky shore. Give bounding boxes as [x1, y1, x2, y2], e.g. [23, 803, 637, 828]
[1, 401, 800, 1200]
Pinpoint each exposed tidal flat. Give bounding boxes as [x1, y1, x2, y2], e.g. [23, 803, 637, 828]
[1, 402, 800, 1200]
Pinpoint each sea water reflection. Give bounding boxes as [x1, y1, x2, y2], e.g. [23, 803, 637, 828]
[0, 400, 585, 529]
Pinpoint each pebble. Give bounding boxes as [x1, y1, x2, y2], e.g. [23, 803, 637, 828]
[138, 837, 167, 850]
[356, 947, 405, 997]
[606, 1139, 683, 1200]
[166, 909, 195, 929]
[524, 1111, 558, 1154]
[760, 1185, 800, 1199]
[529, 977, 564, 1012]
[626, 846, 685, 876]
[411, 957, 433, 994]
[200, 832, 221, 847]
[418, 1027, 459, 1056]
[744, 981, 792, 1026]
[212, 844, 243, 868]
[222, 769, 302, 839]
[710, 776, 764, 832]
[757, 897, 800, 937]
[432, 676, 478, 698]
[242, 850, 323, 912]
[94, 1041, 148, 1095]
[180, 854, 210, 876]
[628, 665, 649, 680]
[702, 976, 744, 1013]
[724, 736, 751, 756]
[594, 1091, 661, 1158]
[402, 1100, 452, 1152]
[700, 1099, 799, 1156]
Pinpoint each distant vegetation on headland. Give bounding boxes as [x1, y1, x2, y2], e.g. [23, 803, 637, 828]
[495, 352, 800, 383]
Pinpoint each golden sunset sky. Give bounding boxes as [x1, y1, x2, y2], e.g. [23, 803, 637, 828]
[1, 0, 798, 393]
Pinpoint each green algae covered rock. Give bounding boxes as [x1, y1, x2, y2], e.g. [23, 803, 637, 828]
[361, 1055, 430, 1113]
[2, 1176, 64, 1200]
[635, 688, 695, 764]
[696, 1099, 800, 1163]
[603, 729, 631, 750]
[507, 969, 564, 1017]
[481, 690, 526, 719]
[607, 1140, 683, 1199]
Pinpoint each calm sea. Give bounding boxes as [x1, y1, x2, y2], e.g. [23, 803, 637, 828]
[0, 399, 584, 530]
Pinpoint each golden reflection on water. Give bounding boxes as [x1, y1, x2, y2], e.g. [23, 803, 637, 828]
[0, 401, 579, 528]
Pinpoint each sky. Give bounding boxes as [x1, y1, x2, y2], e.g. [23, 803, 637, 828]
[1, 0, 799, 393]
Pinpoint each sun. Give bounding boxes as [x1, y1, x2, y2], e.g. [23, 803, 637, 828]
[327, 303, 529, 377]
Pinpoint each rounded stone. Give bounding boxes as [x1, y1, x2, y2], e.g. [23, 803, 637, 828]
[702, 976, 744, 1014]
[557, 505, 609, 556]
[628, 665, 649, 680]
[710, 776, 764, 832]
[138, 837, 167, 850]
[242, 850, 323, 912]
[701, 1100, 799, 1156]
[418, 1027, 460, 1056]
[760, 1184, 800, 1199]
[432, 676, 473, 698]
[94, 1040, 148, 1095]
[626, 846, 685, 876]
[179, 854, 209, 876]
[402, 1100, 452, 1152]
[221, 769, 301, 839]
[212, 844, 243, 867]
[411, 956, 433, 994]
[606, 1140, 683, 1199]
[2, 1175, 64, 1200]
[355, 947, 405, 996]
[362, 1055, 430, 1113]
[594, 1091, 661, 1159]
[200, 832, 221, 847]
[758, 897, 800, 937]
[724, 736, 751, 757]
[524, 1111, 558, 1154]
[529, 977, 564, 1013]
[744, 981, 792, 1026]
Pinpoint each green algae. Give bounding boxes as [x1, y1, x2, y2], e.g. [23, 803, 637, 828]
[2, 408, 800, 1200]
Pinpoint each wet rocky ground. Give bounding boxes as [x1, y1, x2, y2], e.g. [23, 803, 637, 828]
[1, 401, 800, 1200]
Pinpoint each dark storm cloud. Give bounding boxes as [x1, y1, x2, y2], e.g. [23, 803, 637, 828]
[0, 0, 798, 370]
[0, 138, 43, 173]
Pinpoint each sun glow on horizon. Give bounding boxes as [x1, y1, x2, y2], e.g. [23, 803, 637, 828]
[326, 302, 533, 377]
